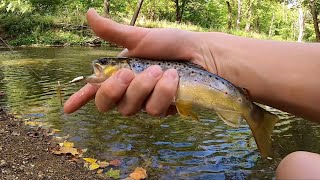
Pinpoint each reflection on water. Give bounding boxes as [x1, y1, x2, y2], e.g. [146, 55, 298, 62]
[1, 47, 320, 179]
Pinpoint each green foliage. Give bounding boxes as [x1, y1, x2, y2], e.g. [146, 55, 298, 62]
[0, 13, 54, 36]
[0, 0, 32, 13]
[105, 168, 120, 179]
[1, 0, 320, 46]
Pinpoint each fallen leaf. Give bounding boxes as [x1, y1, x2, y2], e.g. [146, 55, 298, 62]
[89, 163, 100, 170]
[97, 169, 103, 174]
[109, 159, 121, 166]
[81, 148, 88, 153]
[24, 121, 38, 126]
[129, 167, 147, 180]
[52, 147, 79, 156]
[47, 128, 61, 136]
[24, 121, 48, 127]
[15, 115, 22, 119]
[83, 158, 97, 164]
[63, 141, 74, 148]
[52, 128, 61, 132]
[98, 161, 109, 168]
[106, 168, 120, 179]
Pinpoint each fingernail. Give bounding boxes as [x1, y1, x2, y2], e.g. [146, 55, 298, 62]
[164, 69, 178, 80]
[147, 65, 162, 78]
[116, 69, 133, 84]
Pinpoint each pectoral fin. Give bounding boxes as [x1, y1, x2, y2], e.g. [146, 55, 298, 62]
[214, 107, 243, 127]
[176, 100, 199, 120]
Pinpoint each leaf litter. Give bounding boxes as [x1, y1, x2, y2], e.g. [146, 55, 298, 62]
[22, 115, 148, 179]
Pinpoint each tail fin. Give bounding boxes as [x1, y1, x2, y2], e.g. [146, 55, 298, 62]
[245, 104, 279, 158]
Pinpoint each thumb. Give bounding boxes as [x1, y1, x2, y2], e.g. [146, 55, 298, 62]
[86, 8, 150, 49]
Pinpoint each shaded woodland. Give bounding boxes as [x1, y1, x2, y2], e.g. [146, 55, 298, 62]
[0, 0, 319, 46]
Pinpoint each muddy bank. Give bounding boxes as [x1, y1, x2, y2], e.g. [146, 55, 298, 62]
[0, 107, 104, 180]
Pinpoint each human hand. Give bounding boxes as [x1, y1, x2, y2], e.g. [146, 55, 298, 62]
[64, 8, 216, 116]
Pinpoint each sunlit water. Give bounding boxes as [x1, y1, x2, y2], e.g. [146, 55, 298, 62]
[1, 47, 320, 179]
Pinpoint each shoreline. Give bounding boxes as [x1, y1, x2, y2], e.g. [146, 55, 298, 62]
[0, 107, 104, 179]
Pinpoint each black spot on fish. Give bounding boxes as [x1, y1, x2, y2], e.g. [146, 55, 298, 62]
[209, 75, 212, 77]
[132, 64, 136, 68]
[221, 81, 225, 85]
[215, 77, 219, 80]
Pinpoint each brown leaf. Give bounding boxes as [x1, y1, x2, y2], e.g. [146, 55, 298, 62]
[98, 161, 109, 168]
[52, 147, 79, 156]
[109, 159, 121, 166]
[129, 167, 147, 180]
[97, 169, 103, 174]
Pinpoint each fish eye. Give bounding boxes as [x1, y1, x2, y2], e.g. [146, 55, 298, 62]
[99, 58, 107, 64]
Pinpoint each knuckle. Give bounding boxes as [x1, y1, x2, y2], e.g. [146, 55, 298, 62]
[131, 79, 153, 94]
[100, 85, 120, 103]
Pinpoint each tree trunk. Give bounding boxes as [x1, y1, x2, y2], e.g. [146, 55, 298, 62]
[298, 6, 304, 42]
[310, 0, 320, 42]
[245, 0, 253, 32]
[175, 0, 180, 22]
[226, 1, 232, 30]
[269, 12, 275, 37]
[103, 0, 110, 17]
[236, 0, 241, 29]
[175, 0, 188, 23]
[130, 0, 144, 26]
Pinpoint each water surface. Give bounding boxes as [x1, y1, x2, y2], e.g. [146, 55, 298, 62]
[1, 47, 319, 179]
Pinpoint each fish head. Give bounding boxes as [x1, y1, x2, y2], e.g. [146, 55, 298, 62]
[92, 57, 130, 77]
[83, 57, 130, 84]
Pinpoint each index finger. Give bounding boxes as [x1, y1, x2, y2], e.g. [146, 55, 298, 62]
[64, 84, 100, 114]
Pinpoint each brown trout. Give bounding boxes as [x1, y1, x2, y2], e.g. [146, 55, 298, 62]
[70, 57, 279, 158]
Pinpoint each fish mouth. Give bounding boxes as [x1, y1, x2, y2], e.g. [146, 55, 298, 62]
[93, 63, 119, 78]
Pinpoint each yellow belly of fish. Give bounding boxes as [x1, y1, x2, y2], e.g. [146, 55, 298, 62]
[174, 81, 244, 127]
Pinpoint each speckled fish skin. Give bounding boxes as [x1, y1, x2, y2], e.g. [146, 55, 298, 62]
[81, 57, 279, 158]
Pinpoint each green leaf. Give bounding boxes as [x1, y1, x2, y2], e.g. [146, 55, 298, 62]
[105, 168, 120, 179]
